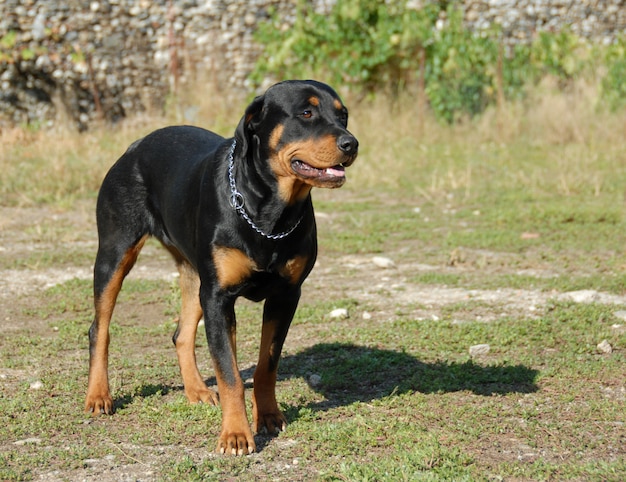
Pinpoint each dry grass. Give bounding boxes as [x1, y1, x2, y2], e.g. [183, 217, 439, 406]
[0, 78, 243, 206]
[345, 79, 626, 206]
[1, 78, 625, 207]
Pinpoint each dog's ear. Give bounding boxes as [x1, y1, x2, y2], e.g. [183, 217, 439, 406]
[234, 94, 265, 157]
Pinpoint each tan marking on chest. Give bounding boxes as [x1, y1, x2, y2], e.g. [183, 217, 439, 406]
[212, 246, 257, 288]
[279, 255, 309, 285]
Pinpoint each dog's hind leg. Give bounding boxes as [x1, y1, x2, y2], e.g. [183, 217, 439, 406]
[172, 258, 220, 405]
[85, 233, 147, 415]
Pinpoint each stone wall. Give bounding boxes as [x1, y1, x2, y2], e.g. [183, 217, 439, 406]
[464, 0, 625, 44]
[0, 0, 624, 130]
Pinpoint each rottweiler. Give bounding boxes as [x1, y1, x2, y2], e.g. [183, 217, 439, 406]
[85, 80, 358, 455]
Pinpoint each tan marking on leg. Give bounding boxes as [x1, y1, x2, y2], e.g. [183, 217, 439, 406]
[175, 261, 218, 405]
[212, 246, 257, 289]
[279, 255, 309, 285]
[86, 235, 148, 415]
[215, 365, 255, 455]
[252, 319, 286, 434]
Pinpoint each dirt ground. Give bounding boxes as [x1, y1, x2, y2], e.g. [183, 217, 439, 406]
[2, 200, 625, 322]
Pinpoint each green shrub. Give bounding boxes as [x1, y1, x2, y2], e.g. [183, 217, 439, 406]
[253, 0, 439, 93]
[425, 6, 498, 122]
[601, 36, 626, 111]
[253, 0, 626, 120]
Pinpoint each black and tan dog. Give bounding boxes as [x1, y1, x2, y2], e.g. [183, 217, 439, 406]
[85, 80, 358, 455]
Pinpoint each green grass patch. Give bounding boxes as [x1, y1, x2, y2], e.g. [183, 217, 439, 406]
[2, 278, 623, 480]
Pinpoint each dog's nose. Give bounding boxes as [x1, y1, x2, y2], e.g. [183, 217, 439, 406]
[337, 134, 358, 154]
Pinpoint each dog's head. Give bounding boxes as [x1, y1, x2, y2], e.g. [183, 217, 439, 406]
[235, 80, 358, 204]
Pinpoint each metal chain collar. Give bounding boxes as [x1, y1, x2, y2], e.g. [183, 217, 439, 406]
[227, 139, 303, 240]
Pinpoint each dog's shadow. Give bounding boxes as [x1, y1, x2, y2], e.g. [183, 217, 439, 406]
[277, 342, 538, 406]
[114, 343, 538, 450]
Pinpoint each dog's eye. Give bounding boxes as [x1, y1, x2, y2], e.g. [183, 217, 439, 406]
[301, 110, 313, 119]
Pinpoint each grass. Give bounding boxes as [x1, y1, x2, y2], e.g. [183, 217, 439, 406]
[0, 80, 625, 480]
[0, 280, 624, 480]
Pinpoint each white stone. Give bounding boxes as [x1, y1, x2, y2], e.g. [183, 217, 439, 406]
[372, 256, 395, 269]
[613, 310, 626, 321]
[469, 344, 490, 357]
[309, 374, 322, 387]
[29, 380, 44, 390]
[13, 438, 42, 445]
[564, 290, 600, 303]
[597, 340, 612, 354]
[329, 308, 349, 319]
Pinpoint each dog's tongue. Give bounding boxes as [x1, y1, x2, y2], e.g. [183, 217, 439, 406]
[325, 165, 345, 178]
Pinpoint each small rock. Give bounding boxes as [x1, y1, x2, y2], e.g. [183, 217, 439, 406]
[329, 308, 349, 319]
[308, 374, 322, 387]
[613, 311, 626, 321]
[362, 311, 372, 320]
[469, 344, 490, 357]
[564, 290, 600, 303]
[372, 256, 395, 269]
[597, 340, 612, 354]
[29, 380, 44, 390]
[13, 437, 42, 446]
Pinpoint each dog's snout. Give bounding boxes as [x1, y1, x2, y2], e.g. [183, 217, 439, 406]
[337, 134, 358, 155]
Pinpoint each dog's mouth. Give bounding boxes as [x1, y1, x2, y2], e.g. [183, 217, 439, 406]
[291, 160, 346, 183]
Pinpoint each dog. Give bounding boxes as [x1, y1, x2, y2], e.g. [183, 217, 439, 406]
[85, 80, 358, 455]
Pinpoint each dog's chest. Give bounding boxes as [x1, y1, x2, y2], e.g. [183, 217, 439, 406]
[212, 245, 313, 300]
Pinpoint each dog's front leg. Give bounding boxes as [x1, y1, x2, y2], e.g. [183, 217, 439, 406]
[252, 289, 300, 435]
[201, 288, 255, 455]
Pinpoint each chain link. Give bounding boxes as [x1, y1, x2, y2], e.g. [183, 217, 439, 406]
[227, 139, 303, 240]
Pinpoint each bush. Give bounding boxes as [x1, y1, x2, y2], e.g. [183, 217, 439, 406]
[252, 0, 626, 121]
[601, 36, 626, 111]
[253, 0, 439, 93]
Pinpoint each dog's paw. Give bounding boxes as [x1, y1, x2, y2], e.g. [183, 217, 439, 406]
[185, 386, 219, 406]
[85, 393, 114, 415]
[216, 428, 256, 456]
[253, 410, 287, 435]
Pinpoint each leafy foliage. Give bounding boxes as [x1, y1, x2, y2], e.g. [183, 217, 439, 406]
[253, 0, 626, 122]
[254, 0, 439, 92]
[601, 36, 626, 111]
